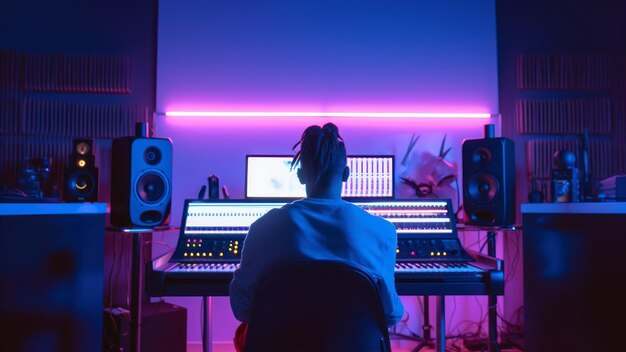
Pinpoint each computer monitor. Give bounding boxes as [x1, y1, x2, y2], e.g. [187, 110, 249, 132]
[344, 155, 395, 199]
[245, 155, 305, 198]
[245, 155, 395, 199]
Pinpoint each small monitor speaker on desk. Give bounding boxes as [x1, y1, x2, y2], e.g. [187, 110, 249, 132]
[63, 139, 98, 202]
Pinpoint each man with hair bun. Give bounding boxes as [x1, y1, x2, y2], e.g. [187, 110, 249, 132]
[229, 123, 403, 350]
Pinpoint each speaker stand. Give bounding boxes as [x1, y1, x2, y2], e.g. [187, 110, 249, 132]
[128, 229, 148, 352]
[411, 295, 435, 352]
[107, 226, 176, 352]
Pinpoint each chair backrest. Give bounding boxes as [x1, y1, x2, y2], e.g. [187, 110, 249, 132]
[243, 260, 391, 352]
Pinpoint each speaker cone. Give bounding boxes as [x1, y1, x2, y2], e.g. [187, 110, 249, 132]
[467, 172, 499, 203]
[136, 171, 167, 204]
[68, 171, 96, 197]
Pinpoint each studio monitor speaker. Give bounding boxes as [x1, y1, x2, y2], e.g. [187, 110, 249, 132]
[462, 136, 515, 227]
[63, 139, 98, 202]
[111, 137, 172, 227]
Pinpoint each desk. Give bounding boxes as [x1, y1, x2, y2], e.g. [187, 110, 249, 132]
[150, 249, 503, 352]
[522, 202, 626, 351]
[0, 203, 106, 352]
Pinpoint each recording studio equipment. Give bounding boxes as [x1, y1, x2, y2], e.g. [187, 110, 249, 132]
[32, 157, 55, 197]
[527, 178, 544, 203]
[63, 138, 98, 202]
[208, 175, 220, 199]
[598, 175, 626, 200]
[551, 150, 580, 203]
[18, 162, 42, 198]
[103, 302, 186, 352]
[149, 199, 503, 297]
[148, 198, 503, 351]
[110, 137, 172, 227]
[245, 155, 395, 199]
[462, 125, 515, 226]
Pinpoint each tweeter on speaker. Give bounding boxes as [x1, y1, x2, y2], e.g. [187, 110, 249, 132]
[111, 137, 172, 227]
[462, 137, 515, 227]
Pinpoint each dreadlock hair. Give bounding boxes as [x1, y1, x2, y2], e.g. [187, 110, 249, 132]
[291, 123, 347, 185]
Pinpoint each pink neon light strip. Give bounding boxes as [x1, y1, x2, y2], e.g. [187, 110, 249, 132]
[165, 111, 492, 119]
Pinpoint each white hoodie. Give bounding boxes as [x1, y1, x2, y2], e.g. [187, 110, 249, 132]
[229, 197, 404, 326]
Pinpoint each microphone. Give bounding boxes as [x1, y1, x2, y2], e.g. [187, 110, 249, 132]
[208, 175, 220, 199]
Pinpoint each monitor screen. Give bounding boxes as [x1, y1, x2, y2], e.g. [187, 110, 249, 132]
[245, 156, 305, 198]
[245, 155, 394, 199]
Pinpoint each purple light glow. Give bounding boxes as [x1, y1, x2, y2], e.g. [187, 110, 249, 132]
[165, 111, 492, 118]
[161, 113, 495, 129]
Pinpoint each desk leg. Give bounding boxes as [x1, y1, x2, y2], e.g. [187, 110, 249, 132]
[203, 296, 213, 352]
[488, 294, 499, 352]
[130, 232, 144, 352]
[410, 296, 434, 352]
[436, 296, 445, 352]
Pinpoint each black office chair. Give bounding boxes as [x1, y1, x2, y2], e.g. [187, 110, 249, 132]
[243, 260, 391, 352]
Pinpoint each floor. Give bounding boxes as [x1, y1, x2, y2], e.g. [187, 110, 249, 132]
[187, 338, 524, 352]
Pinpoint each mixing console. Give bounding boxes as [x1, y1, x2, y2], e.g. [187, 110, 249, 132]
[150, 198, 503, 298]
[171, 199, 471, 263]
